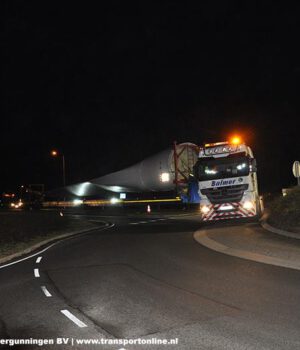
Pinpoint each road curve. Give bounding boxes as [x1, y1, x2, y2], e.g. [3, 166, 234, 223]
[0, 214, 300, 349]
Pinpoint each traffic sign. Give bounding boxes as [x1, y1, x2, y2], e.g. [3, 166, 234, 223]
[292, 161, 300, 185]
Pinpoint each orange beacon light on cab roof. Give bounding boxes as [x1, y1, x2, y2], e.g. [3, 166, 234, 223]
[230, 136, 242, 145]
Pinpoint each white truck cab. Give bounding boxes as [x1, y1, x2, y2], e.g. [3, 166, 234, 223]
[194, 140, 263, 221]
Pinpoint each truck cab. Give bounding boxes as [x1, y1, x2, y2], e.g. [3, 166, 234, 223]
[194, 140, 262, 221]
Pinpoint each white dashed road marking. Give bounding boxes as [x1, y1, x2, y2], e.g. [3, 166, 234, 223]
[41, 286, 52, 297]
[34, 268, 40, 277]
[61, 310, 88, 328]
[36, 256, 42, 264]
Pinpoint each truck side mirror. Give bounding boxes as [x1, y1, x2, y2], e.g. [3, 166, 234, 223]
[250, 158, 257, 172]
[194, 163, 206, 179]
[193, 164, 199, 179]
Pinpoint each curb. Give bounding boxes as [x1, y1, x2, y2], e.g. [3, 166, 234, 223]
[0, 222, 108, 267]
[194, 230, 300, 271]
[260, 211, 300, 239]
[260, 220, 300, 240]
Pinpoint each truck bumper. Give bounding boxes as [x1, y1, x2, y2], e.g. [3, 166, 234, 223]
[202, 202, 256, 221]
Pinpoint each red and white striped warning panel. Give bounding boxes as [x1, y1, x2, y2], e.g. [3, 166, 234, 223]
[202, 202, 256, 221]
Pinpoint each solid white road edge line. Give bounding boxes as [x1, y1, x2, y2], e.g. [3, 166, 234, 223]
[36, 256, 42, 264]
[34, 268, 40, 277]
[61, 310, 88, 328]
[41, 286, 52, 297]
[0, 242, 57, 270]
[0, 223, 115, 270]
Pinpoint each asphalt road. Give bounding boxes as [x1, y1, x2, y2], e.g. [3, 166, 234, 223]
[0, 213, 300, 349]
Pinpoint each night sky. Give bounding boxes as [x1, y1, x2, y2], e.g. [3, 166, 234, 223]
[2, 2, 300, 194]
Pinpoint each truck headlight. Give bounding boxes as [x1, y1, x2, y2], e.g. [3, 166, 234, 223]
[243, 201, 254, 210]
[200, 205, 210, 214]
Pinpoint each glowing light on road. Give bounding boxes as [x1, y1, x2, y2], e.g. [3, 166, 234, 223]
[73, 199, 83, 205]
[110, 197, 119, 204]
[10, 201, 23, 209]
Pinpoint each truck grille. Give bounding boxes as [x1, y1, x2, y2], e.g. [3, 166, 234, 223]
[201, 184, 248, 204]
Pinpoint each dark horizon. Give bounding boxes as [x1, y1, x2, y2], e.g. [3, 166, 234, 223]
[2, 2, 300, 194]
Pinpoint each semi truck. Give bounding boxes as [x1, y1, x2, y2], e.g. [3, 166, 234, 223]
[194, 138, 263, 221]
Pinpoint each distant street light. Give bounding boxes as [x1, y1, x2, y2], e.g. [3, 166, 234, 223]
[51, 150, 66, 187]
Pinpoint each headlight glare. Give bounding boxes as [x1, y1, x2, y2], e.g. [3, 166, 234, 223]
[243, 201, 254, 210]
[200, 205, 210, 215]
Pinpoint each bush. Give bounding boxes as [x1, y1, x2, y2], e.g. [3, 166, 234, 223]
[268, 187, 300, 230]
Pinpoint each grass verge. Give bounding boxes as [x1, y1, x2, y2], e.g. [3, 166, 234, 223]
[0, 210, 97, 259]
[267, 187, 300, 233]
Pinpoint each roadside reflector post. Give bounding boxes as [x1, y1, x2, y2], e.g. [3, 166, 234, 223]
[147, 205, 151, 213]
[292, 161, 300, 186]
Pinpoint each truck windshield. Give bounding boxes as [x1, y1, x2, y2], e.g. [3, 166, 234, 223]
[195, 156, 250, 181]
